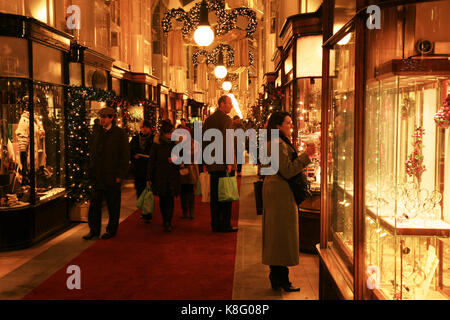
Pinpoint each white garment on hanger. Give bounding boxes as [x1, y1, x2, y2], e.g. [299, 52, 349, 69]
[15, 110, 46, 169]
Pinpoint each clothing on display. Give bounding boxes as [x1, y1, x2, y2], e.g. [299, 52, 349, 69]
[15, 110, 47, 170]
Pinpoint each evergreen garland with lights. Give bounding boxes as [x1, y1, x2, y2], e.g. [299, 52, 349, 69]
[162, 0, 258, 39]
[66, 87, 159, 204]
[250, 83, 284, 129]
[192, 45, 254, 67]
[66, 86, 114, 203]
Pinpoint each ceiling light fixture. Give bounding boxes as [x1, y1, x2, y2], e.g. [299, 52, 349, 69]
[214, 49, 227, 79]
[193, 0, 214, 47]
[222, 81, 232, 91]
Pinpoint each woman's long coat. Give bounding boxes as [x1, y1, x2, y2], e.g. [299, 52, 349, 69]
[262, 137, 311, 266]
[147, 134, 181, 196]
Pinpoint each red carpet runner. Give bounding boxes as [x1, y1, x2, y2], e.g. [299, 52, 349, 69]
[23, 181, 240, 300]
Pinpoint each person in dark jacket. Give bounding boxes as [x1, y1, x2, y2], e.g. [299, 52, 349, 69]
[83, 107, 130, 240]
[147, 120, 180, 232]
[179, 133, 199, 219]
[130, 120, 154, 222]
[202, 95, 238, 233]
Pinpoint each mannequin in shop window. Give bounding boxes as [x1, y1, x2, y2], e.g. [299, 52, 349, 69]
[0, 117, 18, 206]
[15, 108, 47, 187]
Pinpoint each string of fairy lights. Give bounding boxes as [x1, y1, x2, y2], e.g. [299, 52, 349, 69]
[192, 44, 254, 67]
[66, 86, 157, 203]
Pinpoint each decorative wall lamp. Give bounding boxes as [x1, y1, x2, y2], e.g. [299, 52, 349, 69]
[193, 0, 215, 47]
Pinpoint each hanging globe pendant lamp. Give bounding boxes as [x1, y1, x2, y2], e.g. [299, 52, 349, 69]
[222, 81, 232, 91]
[214, 50, 228, 79]
[193, 0, 215, 47]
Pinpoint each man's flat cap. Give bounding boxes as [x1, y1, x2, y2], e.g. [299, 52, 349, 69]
[99, 107, 115, 116]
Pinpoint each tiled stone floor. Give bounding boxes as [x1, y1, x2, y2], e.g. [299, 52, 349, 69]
[0, 164, 319, 300]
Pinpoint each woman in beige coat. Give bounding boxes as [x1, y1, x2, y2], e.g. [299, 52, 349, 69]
[262, 111, 315, 292]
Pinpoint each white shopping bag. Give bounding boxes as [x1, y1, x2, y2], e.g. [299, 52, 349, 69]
[199, 172, 210, 203]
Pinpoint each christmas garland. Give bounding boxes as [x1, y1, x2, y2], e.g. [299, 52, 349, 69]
[162, 0, 258, 39]
[162, 8, 189, 36]
[192, 45, 254, 67]
[192, 44, 234, 67]
[66, 86, 157, 203]
[249, 84, 284, 129]
[434, 94, 450, 129]
[66, 86, 115, 203]
[228, 7, 258, 38]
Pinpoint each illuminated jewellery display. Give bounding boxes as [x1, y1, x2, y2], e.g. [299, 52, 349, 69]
[434, 94, 450, 129]
[395, 183, 442, 223]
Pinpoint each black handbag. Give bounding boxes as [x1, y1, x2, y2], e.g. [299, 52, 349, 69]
[278, 171, 312, 206]
[277, 135, 312, 205]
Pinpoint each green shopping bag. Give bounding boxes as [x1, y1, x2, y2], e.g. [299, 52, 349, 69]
[218, 173, 239, 202]
[195, 177, 202, 196]
[137, 185, 154, 215]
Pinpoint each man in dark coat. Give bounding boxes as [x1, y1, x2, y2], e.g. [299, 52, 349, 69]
[202, 95, 238, 233]
[83, 107, 130, 240]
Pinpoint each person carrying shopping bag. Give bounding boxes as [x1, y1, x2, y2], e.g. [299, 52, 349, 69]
[130, 120, 154, 222]
[202, 95, 238, 233]
[146, 120, 180, 233]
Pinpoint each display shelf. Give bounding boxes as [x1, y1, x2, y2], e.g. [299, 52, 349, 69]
[38, 188, 67, 204]
[366, 207, 450, 237]
[0, 188, 67, 212]
[0, 201, 30, 210]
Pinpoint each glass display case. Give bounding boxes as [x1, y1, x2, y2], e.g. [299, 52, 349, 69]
[362, 0, 450, 300]
[318, 0, 450, 300]
[0, 78, 30, 209]
[0, 13, 71, 251]
[365, 73, 450, 300]
[296, 77, 322, 254]
[296, 78, 322, 192]
[0, 83, 66, 210]
[278, 9, 324, 254]
[327, 29, 355, 270]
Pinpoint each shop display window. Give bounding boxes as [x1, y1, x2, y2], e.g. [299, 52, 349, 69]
[33, 83, 66, 201]
[127, 104, 145, 136]
[296, 78, 321, 191]
[365, 75, 450, 301]
[363, 1, 450, 300]
[0, 36, 29, 78]
[327, 29, 356, 272]
[0, 79, 66, 210]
